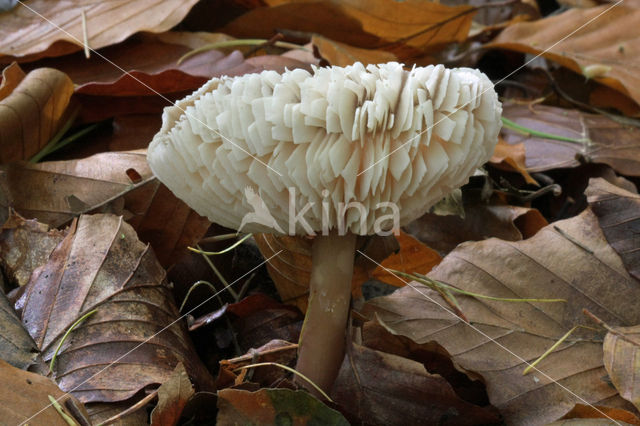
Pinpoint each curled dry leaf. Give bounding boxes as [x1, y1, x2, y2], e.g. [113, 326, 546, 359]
[217, 388, 349, 425]
[0, 66, 73, 163]
[15, 214, 214, 403]
[28, 32, 235, 93]
[558, 404, 640, 425]
[0, 291, 38, 369]
[331, 344, 500, 425]
[0, 359, 89, 425]
[0, 62, 25, 99]
[405, 203, 547, 255]
[586, 178, 640, 282]
[311, 34, 397, 67]
[603, 326, 640, 412]
[363, 208, 640, 424]
[0, 212, 65, 287]
[489, 4, 640, 107]
[0, 150, 210, 267]
[502, 104, 640, 176]
[254, 231, 441, 312]
[0, 0, 199, 61]
[150, 362, 195, 426]
[222, 0, 475, 56]
[490, 137, 537, 185]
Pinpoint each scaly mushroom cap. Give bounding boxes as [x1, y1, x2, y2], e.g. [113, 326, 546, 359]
[148, 62, 502, 235]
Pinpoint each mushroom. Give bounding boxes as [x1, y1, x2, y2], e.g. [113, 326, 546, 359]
[147, 62, 502, 396]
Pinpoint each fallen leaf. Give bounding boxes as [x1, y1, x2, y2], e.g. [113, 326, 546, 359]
[589, 85, 640, 117]
[254, 231, 440, 311]
[490, 137, 537, 185]
[0, 66, 73, 163]
[0, 290, 38, 369]
[0, 212, 65, 287]
[150, 363, 195, 426]
[0, 0, 199, 61]
[25, 32, 235, 93]
[363, 208, 640, 424]
[311, 34, 397, 67]
[0, 358, 89, 425]
[217, 388, 349, 425]
[0, 61, 25, 100]
[371, 232, 442, 287]
[405, 202, 547, 255]
[559, 404, 640, 425]
[501, 104, 640, 176]
[15, 214, 214, 403]
[331, 344, 500, 425]
[603, 326, 640, 411]
[0, 150, 210, 267]
[489, 4, 640, 107]
[586, 178, 640, 282]
[221, 0, 475, 55]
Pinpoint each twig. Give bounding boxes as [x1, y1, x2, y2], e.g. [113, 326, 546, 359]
[234, 362, 333, 402]
[50, 310, 98, 374]
[48, 395, 79, 426]
[95, 390, 159, 426]
[81, 9, 90, 59]
[583, 309, 640, 346]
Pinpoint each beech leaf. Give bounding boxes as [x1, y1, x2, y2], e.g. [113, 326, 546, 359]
[0, 0, 199, 61]
[363, 208, 640, 424]
[15, 214, 214, 403]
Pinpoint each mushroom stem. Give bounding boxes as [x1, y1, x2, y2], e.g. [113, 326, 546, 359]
[296, 231, 357, 396]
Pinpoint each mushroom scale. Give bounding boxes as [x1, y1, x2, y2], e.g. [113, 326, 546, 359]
[148, 62, 502, 235]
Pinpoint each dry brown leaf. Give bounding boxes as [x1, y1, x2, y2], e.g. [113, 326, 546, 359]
[363, 208, 640, 424]
[27, 33, 237, 96]
[331, 343, 500, 425]
[217, 388, 349, 425]
[222, 0, 475, 56]
[0, 290, 38, 370]
[502, 104, 640, 176]
[586, 178, 640, 282]
[0, 358, 89, 425]
[603, 326, 640, 412]
[15, 214, 214, 403]
[150, 363, 195, 426]
[405, 203, 547, 255]
[371, 232, 442, 287]
[490, 137, 537, 185]
[311, 35, 397, 67]
[0, 66, 73, 163]
[0, 150, 210, 267]
[0, 212, 65, 287]
[0, 62, 26, 100]
[559, 404, 640, 425]
[489, 4, 640, 107]
[0, 0, 199, 61]
[254, 231, 441, 312]
[589, 85, 640, 117]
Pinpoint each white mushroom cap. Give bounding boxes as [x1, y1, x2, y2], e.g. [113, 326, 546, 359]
[147, 62, 502, 235]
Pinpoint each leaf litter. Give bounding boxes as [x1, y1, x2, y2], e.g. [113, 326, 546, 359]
[1, 0, 640, 424]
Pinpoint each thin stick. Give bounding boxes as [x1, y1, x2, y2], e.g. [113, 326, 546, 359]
[583, 309, 640, 346]
[234, 362, 333, 402]
[81, 9, 90, 58]
[48, 395, 79, 426]
[501, 117, 590, 145]
[393, 271, 566, 303]
[95, 390, 158, 426]
[50, 310, 97, 374]
[188, 233, 253, 256]
[195, 244, 238, 301]
[523, 326, 579, 375]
